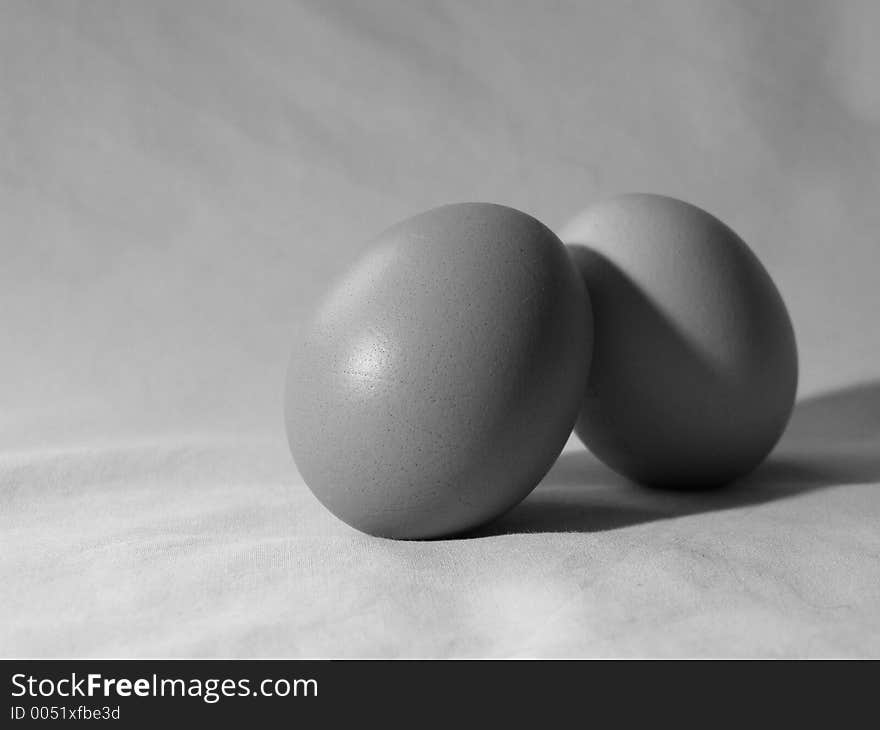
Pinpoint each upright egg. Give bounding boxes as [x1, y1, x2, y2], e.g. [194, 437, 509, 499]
[286, 203, 592, 538]
[561, 194, 797, 488]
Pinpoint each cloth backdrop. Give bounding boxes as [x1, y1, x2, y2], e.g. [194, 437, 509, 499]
[2, 0, 880, 656]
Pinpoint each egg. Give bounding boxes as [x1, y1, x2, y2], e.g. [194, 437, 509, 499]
[286, 203, 592, 538]
[561, 194, 798, 488]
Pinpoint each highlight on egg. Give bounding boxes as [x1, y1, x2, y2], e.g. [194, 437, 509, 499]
[561, 193, 798, 488]
[286, 203, 593, 538]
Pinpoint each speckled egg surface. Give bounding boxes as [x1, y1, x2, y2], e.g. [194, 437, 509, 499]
[286, 203, 592, 538]
[562, 194, 798, 488]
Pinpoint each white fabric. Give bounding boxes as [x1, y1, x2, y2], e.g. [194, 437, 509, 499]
[2, 1, 880, 657]
[4, 390, 880, 657]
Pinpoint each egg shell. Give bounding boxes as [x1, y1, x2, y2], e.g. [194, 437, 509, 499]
[286, 203, 592, 538]
[562, 194, 798, 488]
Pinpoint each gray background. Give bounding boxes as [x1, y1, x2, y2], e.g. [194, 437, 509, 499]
[3, 1, 880, 656]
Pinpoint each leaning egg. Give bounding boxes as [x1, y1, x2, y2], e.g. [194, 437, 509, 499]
[286, 203, 592, 538]
[562, 194, 797, 488]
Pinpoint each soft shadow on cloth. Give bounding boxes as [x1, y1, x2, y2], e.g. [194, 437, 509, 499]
[474, 381, 880, 536]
